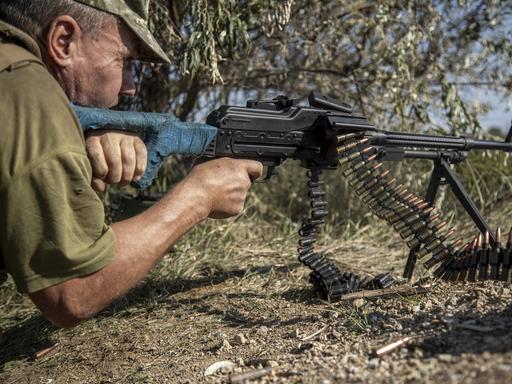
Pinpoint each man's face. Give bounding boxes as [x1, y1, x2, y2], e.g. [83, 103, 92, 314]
[68, 20, 138, 108]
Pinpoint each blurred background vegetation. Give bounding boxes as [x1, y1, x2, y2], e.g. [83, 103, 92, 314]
[121, 0, 512, 250]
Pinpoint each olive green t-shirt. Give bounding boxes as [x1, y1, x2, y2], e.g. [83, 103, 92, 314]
[0, 21, 115, 293]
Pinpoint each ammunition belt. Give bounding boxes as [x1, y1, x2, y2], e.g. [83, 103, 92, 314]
[430, 229, 512, 282]
[297, 168, 394, 300]
[333, 132, 512, 287]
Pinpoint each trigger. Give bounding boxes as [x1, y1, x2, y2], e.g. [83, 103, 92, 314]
[254, 166, 277, 183]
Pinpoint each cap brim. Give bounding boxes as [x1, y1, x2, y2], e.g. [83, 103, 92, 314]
[120, 14, 170, 64]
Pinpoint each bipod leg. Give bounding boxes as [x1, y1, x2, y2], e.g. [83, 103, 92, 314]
[403, 161, 443, 279]
[440, 160, 495, 244]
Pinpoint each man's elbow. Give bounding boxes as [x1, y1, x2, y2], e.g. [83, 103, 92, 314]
[29, 285, 98, 328]
[43, 307, 87, 329]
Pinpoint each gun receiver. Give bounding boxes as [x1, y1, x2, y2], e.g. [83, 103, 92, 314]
[204, 93, 374, 178]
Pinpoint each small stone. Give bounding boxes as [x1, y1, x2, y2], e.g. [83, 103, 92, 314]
[233, 333, 248, 345]
[353, 298, 365, 309]
[325, 311, 339, 319]
[298, 342, 314, 351]
[267, 360, 279, 368]
[438, 354, 452, 362]
[219, 339, 232, 351]
[331, 329, 342, 339]
[348, 366, 358, 374]
[368, 358, 379, 369]
[220, 366, 232, 374]
[256, 326, 269, 336]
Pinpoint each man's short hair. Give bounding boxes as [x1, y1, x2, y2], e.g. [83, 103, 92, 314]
[0, 0, 115, 39]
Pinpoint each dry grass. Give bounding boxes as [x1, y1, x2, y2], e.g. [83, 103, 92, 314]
[2, 155, 512, 382]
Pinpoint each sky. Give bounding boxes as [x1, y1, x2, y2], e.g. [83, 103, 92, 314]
[475, 91, 512, 133]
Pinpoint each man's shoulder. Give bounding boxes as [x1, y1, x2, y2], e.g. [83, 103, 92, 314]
[0, 42, 42, 72]
[0, 46, 86, 184]
[0, 42, 64, 103]
[0, 52, 79, 136]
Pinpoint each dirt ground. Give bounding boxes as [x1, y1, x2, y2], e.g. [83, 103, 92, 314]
[1, 238, 512, 383]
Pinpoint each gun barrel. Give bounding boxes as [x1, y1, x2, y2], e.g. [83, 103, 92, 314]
[371, 131, 512, 152]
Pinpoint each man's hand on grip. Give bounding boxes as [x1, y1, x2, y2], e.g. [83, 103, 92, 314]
[85, 130, 148, 192]
[185, 158, 263, 219]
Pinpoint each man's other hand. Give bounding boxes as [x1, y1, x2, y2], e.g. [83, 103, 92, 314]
[85, 130, 148, 192]
[184, 158, 263, 219]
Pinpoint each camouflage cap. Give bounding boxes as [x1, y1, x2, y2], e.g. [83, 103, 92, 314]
[74, 0, 170, 64]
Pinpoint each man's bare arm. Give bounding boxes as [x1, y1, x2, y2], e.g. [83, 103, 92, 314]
[29, 158, 263, 328]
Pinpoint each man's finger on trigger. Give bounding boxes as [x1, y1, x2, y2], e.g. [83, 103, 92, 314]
[133, 139, 148, 181]
[91, 178, 106, 192]
[245, 160, 264, 180]
[86, 138, 109, 178]
[120, 140, 137, 185]
[102, 137, 123, 184]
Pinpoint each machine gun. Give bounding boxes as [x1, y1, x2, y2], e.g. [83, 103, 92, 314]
[73, 93, 512, 300]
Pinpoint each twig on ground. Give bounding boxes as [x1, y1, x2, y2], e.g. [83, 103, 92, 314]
[32, 343, 60, 360]
[456, 322, 495, 332]
[302, 324, 328, 341]
[229, 367, 273, 383]
[373, 337, 413, 357]
[339, 285, 429, 301]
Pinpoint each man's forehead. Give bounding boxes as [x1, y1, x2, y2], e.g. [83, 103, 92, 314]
[117, 21, 143, 56]
[98, 19, 142, 57]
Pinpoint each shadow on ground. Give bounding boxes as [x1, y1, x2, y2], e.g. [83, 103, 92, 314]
[4, 265, 510, 369]
[0, 315, 56, 368]
[419, 303, 512, 356]
[0, 263, 312, 367]
[99, 263, 316, 313]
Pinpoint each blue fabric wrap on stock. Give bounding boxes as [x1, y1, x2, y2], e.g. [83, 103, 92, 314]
[71, 105, 218, 189]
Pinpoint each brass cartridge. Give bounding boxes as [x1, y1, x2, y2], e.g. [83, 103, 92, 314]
[337, 138, 369, 154]
[406, 222, 448, 249]
[478, 231, 490, 281]
[423, 239, 467, 269]
[398, 213, 440, 239]
[424, 239, 463, 269]
[338, 146, 373, 165]
[343, 155, 379, 178]
[468, 234, 482, 282]
[409, 226, 454, 250]
[416, 240, 443, 259]
[336, 132, 364, 144]
[394, 209, 436, 232]
[458, 240, 475, 282]
[490, 227, 502, 280]
[499, 227, 512, 281]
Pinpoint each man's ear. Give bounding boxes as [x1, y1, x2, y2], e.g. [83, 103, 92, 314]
[46, 15, 83, 68]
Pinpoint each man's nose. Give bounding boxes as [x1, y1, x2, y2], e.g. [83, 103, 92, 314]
[120, 64, 136, 97]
